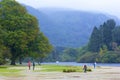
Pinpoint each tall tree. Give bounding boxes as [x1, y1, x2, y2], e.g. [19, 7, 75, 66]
[0, 0, 52, 65]
[88, 27, 101, 52]
[112, 26, 120, 45]
[100, 19, 116, 49]
[29, 32, 52, 62]
[88, 19, 116, 52]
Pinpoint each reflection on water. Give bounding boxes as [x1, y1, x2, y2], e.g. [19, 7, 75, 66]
[41, 62, 120, 67]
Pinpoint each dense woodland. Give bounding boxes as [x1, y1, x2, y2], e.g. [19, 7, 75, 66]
[45, 19, 120, 63]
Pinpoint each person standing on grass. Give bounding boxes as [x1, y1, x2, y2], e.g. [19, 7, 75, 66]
[33, 61, 35, 70]
[28, 61, 31, 70]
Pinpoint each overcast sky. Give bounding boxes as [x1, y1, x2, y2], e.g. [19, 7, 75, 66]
[16, 0, 120, 18]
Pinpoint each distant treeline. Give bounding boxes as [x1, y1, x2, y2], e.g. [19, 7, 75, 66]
[44, 19, 120, 63]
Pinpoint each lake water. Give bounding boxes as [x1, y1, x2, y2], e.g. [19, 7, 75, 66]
[41, 62, 120, 67]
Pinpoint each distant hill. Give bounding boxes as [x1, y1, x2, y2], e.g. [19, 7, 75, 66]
[26, 6, 120, 47]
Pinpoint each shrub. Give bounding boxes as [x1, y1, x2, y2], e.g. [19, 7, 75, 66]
[63, 69, 76, 73]
[87, 69, 92, 72]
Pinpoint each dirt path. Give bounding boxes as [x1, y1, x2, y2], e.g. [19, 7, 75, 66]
[22, 70, 40, 80]
[1, 66, 120, 80]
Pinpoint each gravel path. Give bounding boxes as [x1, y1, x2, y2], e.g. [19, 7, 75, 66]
[0, 66, 120, 80]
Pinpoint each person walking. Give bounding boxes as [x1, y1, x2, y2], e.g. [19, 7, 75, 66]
[93, 62, 96, 69]
[28, 61, 31, 70]
[33, 61, 35, 70]
[83, 65, 87, 73]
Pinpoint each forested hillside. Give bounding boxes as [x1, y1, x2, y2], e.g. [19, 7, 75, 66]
[25, 5, 120, 63]
[26, 6, 120, 47]
[44, 19, 120, 63]
[77, 19, 120, 63]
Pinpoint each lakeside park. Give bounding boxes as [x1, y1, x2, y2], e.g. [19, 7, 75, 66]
[1, 0, 120, 80]
[0, 63, 120, 80]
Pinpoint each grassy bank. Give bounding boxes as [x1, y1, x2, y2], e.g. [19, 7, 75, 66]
[0, 65, 25, 77]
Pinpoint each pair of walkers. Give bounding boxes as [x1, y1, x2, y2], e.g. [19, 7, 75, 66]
[28, 61, 35, 70]
[83, 62, 97, 73]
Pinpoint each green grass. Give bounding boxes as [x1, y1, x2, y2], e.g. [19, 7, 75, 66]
[0, 65, 25, 77]
[0, 64, 92, 77]
[35, 64, 83, 72]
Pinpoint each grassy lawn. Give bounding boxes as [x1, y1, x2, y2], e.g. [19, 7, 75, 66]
[0, 65, 25, 77]
[0, 64, 92, 77]
[35, 64, 84, 72]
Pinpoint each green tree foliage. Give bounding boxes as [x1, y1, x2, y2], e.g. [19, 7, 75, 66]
[77, 52, 98, 63]
[88, 19, 116, 52]
[0, 0, 52, 65]
[60, 48, 78, 62]
[44, 19, 120, 63]
[88, 27, 101, 52]
[97, 51, 120, 63]
[0, 45, 11, 65]
[77, 19, 120, 63]
[112, 26, 120, 45]
[44, 47, 78, 62]
[99, 19, 116, 49]
[0, 24, 11, 64]
[29, 32, 52, 62]
[44, 47, 66, 62]
[99, 45, 108, 57]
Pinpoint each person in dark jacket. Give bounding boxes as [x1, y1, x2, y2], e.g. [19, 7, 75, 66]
[83, 65, 87, 73]
[33, 61, 35, 70]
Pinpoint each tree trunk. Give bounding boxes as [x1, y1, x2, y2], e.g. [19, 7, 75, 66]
[10, 58, 16, 65]
[10, 48, 17, 65]
[19, 59, 22, 64]
[19, 57, 22, 64]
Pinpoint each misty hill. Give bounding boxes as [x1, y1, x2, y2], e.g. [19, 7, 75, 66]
[26, 6, 120, 47]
